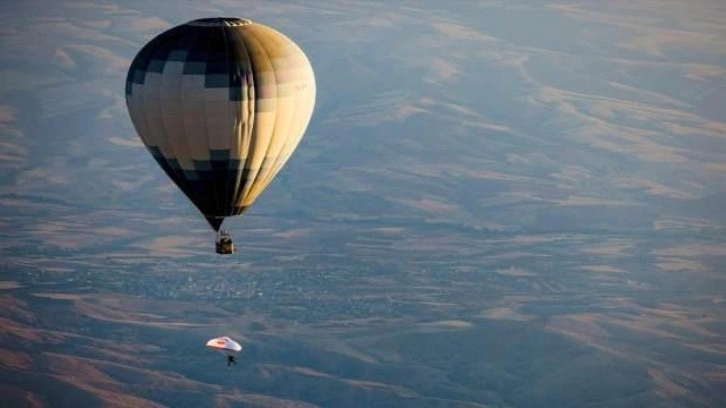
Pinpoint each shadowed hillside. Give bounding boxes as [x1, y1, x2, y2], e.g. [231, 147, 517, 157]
[1, 0, 724, 406]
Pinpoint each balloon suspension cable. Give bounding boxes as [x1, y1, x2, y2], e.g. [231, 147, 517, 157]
[206, 216, 224, 232]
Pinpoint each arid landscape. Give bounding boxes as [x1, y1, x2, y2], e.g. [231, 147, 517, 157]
[1, 0, 725, 406]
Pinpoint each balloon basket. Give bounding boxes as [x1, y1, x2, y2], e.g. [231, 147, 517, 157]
[215, 231, 235, 255]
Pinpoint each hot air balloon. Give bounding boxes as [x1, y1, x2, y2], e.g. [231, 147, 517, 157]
[125, 17, 316, 254]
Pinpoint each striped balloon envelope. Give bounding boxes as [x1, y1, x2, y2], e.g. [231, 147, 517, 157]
[125, 17, 316, 232]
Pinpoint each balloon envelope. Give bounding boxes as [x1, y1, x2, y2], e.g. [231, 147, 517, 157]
[206, 336, 243, 354]
[125, 17, 316, 230]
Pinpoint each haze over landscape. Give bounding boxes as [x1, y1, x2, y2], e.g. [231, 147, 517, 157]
[1, 0, 725, 407]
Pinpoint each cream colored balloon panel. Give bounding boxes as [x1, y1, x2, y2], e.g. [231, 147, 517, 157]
[175, 74, 209, 164]
[251, 63, 316, 200]
[158, 62, 192, 168]
[240, 30, 316, 204]
[140, 73, 176, 162]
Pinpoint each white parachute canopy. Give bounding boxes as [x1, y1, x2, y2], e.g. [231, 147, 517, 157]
[206, 336, 243, 354]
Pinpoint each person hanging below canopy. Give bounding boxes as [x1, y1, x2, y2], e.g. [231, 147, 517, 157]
[206, 336, 243, 368]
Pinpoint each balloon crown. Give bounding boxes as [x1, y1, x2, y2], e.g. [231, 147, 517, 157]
[188, 17, 253, 27]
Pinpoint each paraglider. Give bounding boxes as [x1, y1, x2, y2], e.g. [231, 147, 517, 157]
[125, 17, 316, 254]
[206, 336, 243, 367]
